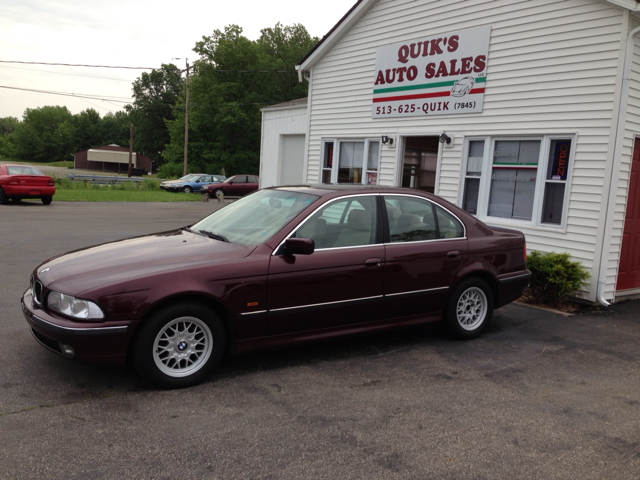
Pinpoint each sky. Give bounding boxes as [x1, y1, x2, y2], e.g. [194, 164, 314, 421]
[0, 0, 352, 119]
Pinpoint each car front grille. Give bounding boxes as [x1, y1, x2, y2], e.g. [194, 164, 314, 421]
[31, 276, 43, 305]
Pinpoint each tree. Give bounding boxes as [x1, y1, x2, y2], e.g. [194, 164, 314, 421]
[127, 64, 184, 165]
[0, 116, 20, 158]
[15, 106, 75, 162]
[72, 108, 102, 152]
[99, 110, 131, 147]
[162, 23, 317, 177]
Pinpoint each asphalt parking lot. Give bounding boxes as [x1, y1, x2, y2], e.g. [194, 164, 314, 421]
[1, 200, 639, 479]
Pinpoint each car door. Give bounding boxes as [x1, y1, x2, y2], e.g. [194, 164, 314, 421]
[195, 175, 212, 192]
[226, 176, 246, 196]
[266, 195, 385, 336]
[382, 195, 468, 319]
[247, 175, 259, 193]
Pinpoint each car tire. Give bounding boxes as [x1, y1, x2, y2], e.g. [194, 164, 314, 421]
[212, 188, 223, 198]
[41, 196, 53, 205]
[183, 186, 193, 194]
[133, 303, 226, 388]
[0, 188, 8, 205]
[444, 278, 493, 340]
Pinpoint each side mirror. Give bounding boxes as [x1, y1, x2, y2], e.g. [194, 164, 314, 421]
[285, 237, 315, 256]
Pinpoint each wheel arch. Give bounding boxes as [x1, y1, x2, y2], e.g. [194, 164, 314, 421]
[450, 271, 499, 308]
[126, 293, 235, 365]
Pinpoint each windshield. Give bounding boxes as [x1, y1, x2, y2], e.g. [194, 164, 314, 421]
[6, 166, 45, 176]
[192, 189, 318, 246]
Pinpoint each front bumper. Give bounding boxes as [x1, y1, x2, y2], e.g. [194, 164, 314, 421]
[21, 289, 134, 365]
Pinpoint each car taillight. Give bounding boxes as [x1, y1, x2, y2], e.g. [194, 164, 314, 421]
[9, 179, 18, 185]
[48, 179, 55, 186]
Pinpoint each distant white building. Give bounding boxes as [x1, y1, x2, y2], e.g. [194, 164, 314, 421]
[259, 0, 640, 304]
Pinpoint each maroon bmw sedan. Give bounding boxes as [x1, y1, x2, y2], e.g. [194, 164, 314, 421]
[22, 186, 530, 388]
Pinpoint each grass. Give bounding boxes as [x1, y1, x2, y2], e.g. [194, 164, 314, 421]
[0, 158, 74, 168]
[51, 176, 203, 202]
[53, 189, 203, 202]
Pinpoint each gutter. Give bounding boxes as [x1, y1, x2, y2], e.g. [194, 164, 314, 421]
[595, 24, 640, 306]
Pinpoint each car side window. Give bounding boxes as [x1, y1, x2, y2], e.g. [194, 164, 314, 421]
[295, 196, 377, 249]
[435, 205, 465, 238]
[249, 176, 258, 183]
[385, 196, 437, 243]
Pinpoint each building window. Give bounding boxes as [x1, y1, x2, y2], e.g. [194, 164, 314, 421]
[488, 140, 540, 221]
[460, 136, 574, 228]
[541, 139, 572, 225]
[462, 140, 484, 214]
[321, 139, 380, 185]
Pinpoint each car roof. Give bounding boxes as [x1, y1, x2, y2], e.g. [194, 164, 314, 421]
[269, 184, 437, 197]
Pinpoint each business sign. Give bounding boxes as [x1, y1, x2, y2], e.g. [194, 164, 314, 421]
[372, 26, 491, 118]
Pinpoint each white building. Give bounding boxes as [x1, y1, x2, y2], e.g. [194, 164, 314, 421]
[259, 0, 640, 304]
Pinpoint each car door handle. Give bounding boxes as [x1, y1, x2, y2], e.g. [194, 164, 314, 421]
[447, 251, 460, 258]
[364, 257, 382, 268]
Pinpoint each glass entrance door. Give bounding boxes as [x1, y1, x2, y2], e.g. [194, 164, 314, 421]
[401, 136, 439, 193]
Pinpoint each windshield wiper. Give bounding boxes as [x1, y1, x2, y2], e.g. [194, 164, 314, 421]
[198, 229, 229, 243]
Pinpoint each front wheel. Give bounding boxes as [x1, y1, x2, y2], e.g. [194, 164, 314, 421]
[444, 278, 493, 339]
[41, 196, 52, 205]
[209, 188, 223, 199]
[183, 186, 193, 194]
[133, 303, 226, 388]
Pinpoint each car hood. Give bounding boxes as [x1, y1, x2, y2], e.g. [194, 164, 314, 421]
[36, 228, 255, 296]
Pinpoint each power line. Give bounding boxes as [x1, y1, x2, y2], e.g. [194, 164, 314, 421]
[0, 84, 293, 108]
[0, 60, 298, 73]
[0, 60, 154, 69]
[0, 85, 132, 103]
[0, 64, 133, 82]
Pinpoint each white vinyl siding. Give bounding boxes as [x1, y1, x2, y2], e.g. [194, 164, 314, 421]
[305, 0, 630, 301]
[614, 19, 640, 297]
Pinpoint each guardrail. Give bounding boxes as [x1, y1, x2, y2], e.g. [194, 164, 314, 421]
[65, 174, 156, 184]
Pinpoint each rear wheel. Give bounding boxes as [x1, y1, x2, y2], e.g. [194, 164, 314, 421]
[133, 303, 225, 388]
[444, 278, 493, 339]
[0, 188, 8, 205]
[41, 196, 53, 205]
[183, 186, 193, 194]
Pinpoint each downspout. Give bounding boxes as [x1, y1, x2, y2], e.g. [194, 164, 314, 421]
[595, 24, 640, 306]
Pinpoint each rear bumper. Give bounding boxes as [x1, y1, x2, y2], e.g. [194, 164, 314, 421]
[496, 270, 531, 307]
[21, 289, 132, 366]
[4, 185, 55, 198]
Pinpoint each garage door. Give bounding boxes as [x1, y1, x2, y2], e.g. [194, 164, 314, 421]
[280, 135, 305, 186]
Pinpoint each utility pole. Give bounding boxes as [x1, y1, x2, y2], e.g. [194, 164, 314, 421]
[183, 59, 190, 176]
[128, 123, 133, 177]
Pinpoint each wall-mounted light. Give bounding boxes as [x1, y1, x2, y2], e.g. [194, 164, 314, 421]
[439, 133, 452, 145]
[381, 135, 394, 145]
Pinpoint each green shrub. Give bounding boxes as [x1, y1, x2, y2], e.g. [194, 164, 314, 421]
[158, 162, 184, 179]
[526, 251, 590, 305]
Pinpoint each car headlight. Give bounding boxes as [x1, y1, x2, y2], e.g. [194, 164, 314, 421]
[174, 184, 182, 187]
[47, 291, 104, 320]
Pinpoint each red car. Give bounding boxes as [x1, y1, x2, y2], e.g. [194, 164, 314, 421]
[22, 186, 530, 388]
[201, 174, 259, 198]
[0, 164, 56, 205]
